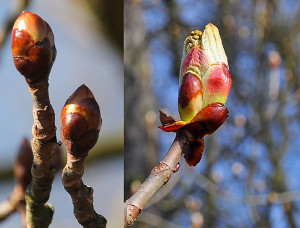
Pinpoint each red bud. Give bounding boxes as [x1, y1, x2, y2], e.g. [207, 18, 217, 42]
[61, 85, 102, 158]
[11, 11, 56, 84]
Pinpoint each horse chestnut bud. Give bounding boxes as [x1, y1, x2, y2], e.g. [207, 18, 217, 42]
[11, 11, 56, 84]
[61, 85, 102, 158]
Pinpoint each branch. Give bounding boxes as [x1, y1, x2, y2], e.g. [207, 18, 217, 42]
[124, 130, 192, 227]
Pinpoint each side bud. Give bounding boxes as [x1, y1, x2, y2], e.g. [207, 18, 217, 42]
[61, 85, 102, 158]
[14, 138, 33, 189]
[11, 11, 56, 84]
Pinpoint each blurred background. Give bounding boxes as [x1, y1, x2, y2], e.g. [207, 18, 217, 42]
[125, 0, 300, 227]
[0, 0, 123, 227]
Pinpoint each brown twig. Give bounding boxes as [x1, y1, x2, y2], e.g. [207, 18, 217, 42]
[124, 129, 193, 227]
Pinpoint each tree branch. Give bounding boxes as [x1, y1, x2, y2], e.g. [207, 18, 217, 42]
[25, 81, 57, 228]
[62, 153, 107, 228]
[124, 130, 192, 227]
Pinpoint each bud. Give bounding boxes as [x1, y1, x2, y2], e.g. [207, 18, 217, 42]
[11, 11, 56, 84]
[160, 24, 231, 167]
[14, 138, 33, 189]
[61, 85, 102, 158]
[178, 24, 231, 122]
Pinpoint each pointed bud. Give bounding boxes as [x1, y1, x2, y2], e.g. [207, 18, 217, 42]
[202, 63, 231, 108]
[14, 138, 33, 189]
[11, 11, 56, 84]
[61, 85, 102, 158]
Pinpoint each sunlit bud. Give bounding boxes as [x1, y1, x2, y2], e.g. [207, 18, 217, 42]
[11, 11, 56, 84]
[61, 85, 102, 158]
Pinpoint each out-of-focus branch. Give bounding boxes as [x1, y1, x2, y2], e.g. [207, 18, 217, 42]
[0, 138, 33, 228]
[193, 170, 300, 206]
[138, 211, 182, 228]
[0, 0, 29, 50]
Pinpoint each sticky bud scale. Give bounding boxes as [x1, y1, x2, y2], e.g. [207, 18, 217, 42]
[61, 85, 102, 158]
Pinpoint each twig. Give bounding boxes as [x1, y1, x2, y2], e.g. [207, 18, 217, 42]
[138, 211, 182, 228]
[124, 130, 192, 227]
[62, 153, 107, 228]
[24, 81, 57, 227]
[193, 170, 300, 206]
